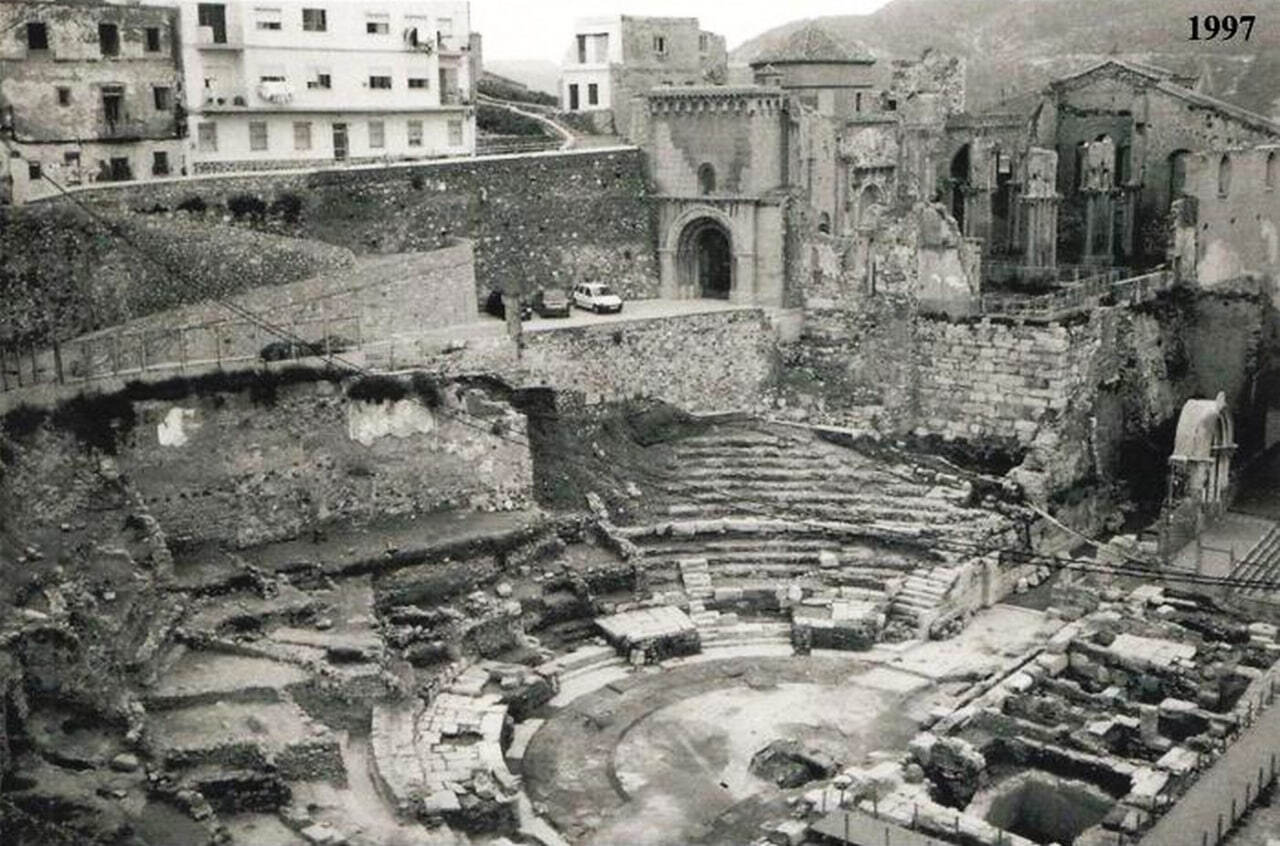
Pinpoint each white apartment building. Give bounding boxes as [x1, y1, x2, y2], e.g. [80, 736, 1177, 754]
[174, 1, 475, 173]
[560, 16, 623, 115]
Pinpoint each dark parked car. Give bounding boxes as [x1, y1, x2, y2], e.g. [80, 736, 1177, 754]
[534, 288, 571, 318]
[484, 289, 532, 320]
[259, 335, 353, 362]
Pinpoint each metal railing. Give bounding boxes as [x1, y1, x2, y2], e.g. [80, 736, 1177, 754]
[1, 313, 362, 394]
[975, 269, 1175, 321]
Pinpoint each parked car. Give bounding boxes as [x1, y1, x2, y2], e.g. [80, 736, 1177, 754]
[572, 282, 623, 314]
[534, 288, 571, 318]
[484, 290, 532, 320]
[259, 335, 353, 362]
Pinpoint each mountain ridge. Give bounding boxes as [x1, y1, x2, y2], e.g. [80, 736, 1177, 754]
[730, 0, 1280, 118]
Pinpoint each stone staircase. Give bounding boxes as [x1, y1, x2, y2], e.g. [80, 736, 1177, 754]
[889, 566, 960, 630]
[370, 685, 515, 817]
[652, 429, 993, 531]
[1230, 524, 1280, 597]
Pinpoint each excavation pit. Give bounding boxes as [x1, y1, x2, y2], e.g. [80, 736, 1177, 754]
[968, 771, 1115, 845]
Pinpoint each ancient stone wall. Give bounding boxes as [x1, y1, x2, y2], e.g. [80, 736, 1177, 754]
[40, 148, 659, 304]
[0, 374, 534, 550]
[126, 378, 531, 548]
[519, 309, 778, 413]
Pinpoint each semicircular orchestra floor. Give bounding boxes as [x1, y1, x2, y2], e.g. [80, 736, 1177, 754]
[522, 654, 944, 846]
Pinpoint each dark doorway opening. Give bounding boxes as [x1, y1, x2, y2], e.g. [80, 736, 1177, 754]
[950, 144, 971, 234]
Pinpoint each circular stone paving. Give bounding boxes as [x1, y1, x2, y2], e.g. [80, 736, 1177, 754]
[522, 655, 941, 846]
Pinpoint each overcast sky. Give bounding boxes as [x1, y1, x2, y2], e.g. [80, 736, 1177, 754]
[472, 0, 892, 64]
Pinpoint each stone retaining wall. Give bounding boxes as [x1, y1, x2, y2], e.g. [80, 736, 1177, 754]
[42, 148, 659, 304]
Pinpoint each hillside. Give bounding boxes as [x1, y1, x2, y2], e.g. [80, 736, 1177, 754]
[484, 59, 561, 97]
[732, 0, 1280, 118]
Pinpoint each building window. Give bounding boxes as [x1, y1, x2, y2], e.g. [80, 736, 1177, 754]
[197, 4, 227, 44]
[698, 163, 716, 195]
[408, 77, 429, 89]
[568, 83, 579, 111]
[699, 33, 708, 51]
[855, 92, 862, 113]
[152, 151, 169, 176]
[259, 73, 285, 83]
[108, 157, 131, 181]
[153, 86, 171, 111]
[57, 86, 71, 106]
[368, 120, 385, 149]
[28, 161, 41, 181]
[27, 22, 48, 51]
[197, 121, 217, 152]
[302, 8, 327, 32]
[407, 120, 423, 147]
[1218, 154, 1232, 197]
[369, 75, 392, 90]
[307, 72, 331, 90]
[102, 86, 123, 126]
[145, 27, 161, 52]
[249, 121, 268, 151]
[98, 23, 119, 57]
[1267, 151, 1278, 191]
[293, 121, 312, 151]
[256, 12, 282, 31]
[653, 35, 666, 54]
[64, 151, 81, 184]
[366, 19, 389, 34]
[447, 118, 463, 146]
[587, 83, 598, 106]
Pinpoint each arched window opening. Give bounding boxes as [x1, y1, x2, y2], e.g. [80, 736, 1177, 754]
[1267, 151, 1277, 190]
[697, 163, 716, 195]
[817, 212, 831, 234]
[1218, 154, 1232, 197]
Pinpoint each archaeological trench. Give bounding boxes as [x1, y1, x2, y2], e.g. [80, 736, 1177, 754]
[8, 67, 1280, 846]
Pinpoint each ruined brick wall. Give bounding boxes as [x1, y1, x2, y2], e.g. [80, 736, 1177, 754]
[519, 309, 778, 413]
[1046, 69, 1280, 263]
[49, 148, 659, 304]
[111, 377, 532, 549]
[784, 287, 1267, 520]
[1180, 146, 1280, 300]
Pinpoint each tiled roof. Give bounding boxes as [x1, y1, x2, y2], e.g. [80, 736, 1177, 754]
[751, 21, 876, 65]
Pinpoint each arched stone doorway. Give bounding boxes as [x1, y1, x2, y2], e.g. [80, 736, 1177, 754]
[677, 217, 733, 299]
[1168, 392, 1236, 512]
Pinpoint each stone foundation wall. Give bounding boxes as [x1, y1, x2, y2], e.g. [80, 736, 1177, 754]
[1, 373, 535, 550]
[519, 309, 779, 413]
